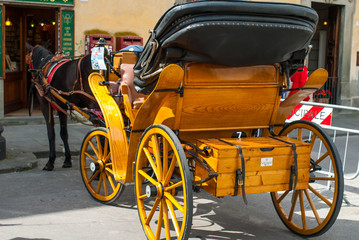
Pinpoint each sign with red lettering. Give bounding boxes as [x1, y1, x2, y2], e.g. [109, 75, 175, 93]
[287, 104, 333, 126]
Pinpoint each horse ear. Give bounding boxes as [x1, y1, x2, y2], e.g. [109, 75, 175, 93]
[26, 42, 34, 53]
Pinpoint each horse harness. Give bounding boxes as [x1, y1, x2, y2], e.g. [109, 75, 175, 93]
[29, 47, 99, 125]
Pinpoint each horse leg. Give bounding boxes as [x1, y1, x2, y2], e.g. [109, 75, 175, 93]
[58, 112, 72, 168]
[41, 102, 56, 171]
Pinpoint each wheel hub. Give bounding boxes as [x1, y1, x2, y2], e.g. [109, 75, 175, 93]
[90, 161, 105, 172]
[90, 162, 98, 172]
[146, 185, 157, 198]
[146, 183, 164, 198]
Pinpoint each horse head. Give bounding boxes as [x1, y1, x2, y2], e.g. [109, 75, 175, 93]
[26, 43, 54, 70]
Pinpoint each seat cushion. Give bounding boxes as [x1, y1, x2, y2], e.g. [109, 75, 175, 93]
[120, 63, 146, 107]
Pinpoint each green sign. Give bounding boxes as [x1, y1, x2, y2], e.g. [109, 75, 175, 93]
[0, 7, 3, 78]
[61, 11, 74, 56]
[5, 0, 73, 5]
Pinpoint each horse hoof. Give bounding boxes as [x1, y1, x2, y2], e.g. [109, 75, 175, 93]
[43, 164, 54, 171]
[62, 161, 72, 168]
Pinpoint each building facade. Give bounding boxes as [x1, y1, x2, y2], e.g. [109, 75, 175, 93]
[0, 0, 358, 119]
[0, 0, 76, 117]
[0, 0, 174, 118]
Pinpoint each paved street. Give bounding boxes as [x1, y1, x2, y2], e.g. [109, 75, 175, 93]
[0, 123, 358, 240]
[0, 155, 359, 240]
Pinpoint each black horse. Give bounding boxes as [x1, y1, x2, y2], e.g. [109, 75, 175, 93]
[26, 44, 99, 171]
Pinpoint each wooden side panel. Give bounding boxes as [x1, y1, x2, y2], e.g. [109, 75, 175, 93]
[127, 64, 184, 182]
[180, 87, 279, 130]
[197, 152, 311, 174]
[195, 137, 311, 197]
[185, 64, 279, 85]
[197, 137, 310, 159]
[178, 63, 283, 131]
[131, 64, 184, 131]
[201, 170, 309, 197]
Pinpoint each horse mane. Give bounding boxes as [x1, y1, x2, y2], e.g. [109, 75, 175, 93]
[32, 45, 54, 69]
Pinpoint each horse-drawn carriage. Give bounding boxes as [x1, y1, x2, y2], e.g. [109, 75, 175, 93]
[78, 1, 344, 239]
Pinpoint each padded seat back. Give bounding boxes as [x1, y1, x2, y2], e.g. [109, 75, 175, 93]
[120, 63, 146, 108]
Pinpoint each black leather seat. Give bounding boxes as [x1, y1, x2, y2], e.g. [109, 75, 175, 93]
[134, 0, 318, 94]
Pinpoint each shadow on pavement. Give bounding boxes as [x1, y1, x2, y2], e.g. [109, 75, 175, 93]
[0, 157, 107, 220]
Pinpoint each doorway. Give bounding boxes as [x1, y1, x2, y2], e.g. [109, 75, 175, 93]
[309, 3, 342, 104]
[4, 6, 57, 115]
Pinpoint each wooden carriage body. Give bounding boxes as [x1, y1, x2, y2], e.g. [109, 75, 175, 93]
[89, 60, 326, 189]
[81, 1, 343, 238]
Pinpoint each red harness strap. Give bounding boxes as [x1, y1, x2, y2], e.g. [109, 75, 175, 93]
[47, 59, 70, 83]
[45, 59, 70, 110]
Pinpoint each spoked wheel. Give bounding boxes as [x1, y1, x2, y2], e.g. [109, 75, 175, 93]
[80, 128, 124, 204]
[271, 120, 343, 237]
[135, 125, 193, 240]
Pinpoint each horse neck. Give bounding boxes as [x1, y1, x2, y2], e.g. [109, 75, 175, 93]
[79, 55, 93, 89]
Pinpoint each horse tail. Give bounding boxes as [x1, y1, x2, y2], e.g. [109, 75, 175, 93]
[27, 83, 36, 116]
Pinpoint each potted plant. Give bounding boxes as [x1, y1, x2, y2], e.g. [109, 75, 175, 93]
[313, 89, 331, 103]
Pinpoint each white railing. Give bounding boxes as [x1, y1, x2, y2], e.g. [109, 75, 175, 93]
[297, 101, 359, 181]
[286, 101, 359, 204]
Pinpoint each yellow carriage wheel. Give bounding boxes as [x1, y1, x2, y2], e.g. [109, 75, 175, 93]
[80, 128, 124, 204]
[271, 120, 343, 237]
[135, 125, 193, 240]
